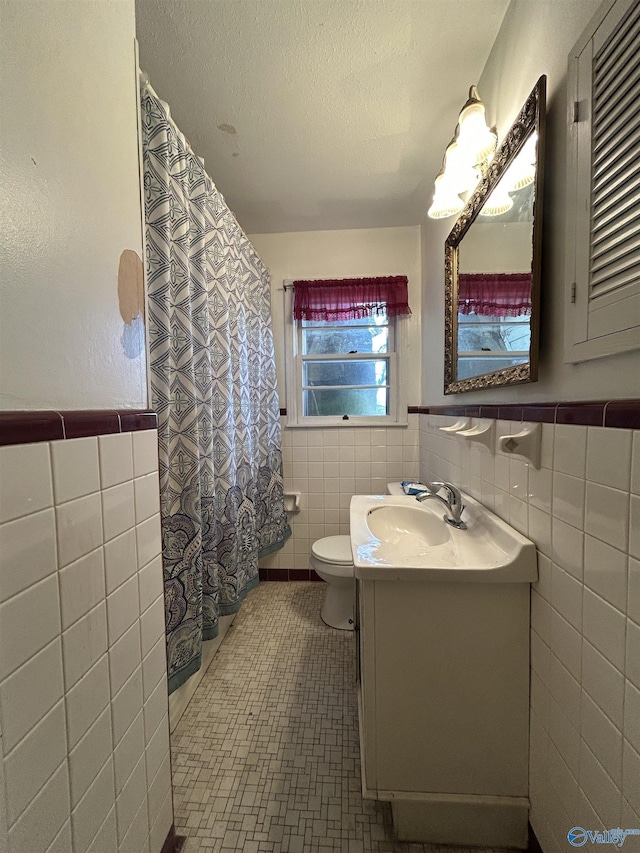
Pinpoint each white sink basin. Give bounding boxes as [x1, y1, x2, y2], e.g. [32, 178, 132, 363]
[366, 504, 450, 548]
[350, 493, 537, 582]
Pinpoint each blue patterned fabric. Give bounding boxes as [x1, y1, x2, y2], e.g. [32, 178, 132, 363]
[141, 84, 290, 694]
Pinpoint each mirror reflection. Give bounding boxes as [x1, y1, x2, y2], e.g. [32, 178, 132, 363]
[456, 173, 534, 381]
[444, 76, 546, 394]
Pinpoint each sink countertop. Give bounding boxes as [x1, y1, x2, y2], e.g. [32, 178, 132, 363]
[350, 493, 538, 583]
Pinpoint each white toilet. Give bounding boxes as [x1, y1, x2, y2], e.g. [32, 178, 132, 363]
[310, 535, 355, 630]
[310, 484, 403, 631]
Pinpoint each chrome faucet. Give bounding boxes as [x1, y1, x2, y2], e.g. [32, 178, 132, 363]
[416, 481, 467, 529]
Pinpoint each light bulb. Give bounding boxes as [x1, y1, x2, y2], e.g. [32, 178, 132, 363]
[443, 140, 482, 194]
[457, 87, 498, 165]
[479, 182, 513, 217]
[505, 133, 537, 191]
[427, 170, 465, 219]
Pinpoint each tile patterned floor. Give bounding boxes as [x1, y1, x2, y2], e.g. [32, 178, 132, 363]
[171, 583, 514, 853]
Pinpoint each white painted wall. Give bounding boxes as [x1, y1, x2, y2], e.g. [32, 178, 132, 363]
[0, 0, 147, 410]
[249, 226, 423, 408]
[421, 0, 640, 405]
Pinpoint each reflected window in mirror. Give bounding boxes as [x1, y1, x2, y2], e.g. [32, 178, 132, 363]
[444, 76, 546, 394]
[457, 274, 531, 380]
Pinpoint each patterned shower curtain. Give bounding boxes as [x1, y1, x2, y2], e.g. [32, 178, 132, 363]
[141, 82, 291, 694]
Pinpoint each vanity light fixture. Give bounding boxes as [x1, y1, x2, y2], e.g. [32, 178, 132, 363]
[427, 86, 498, 220]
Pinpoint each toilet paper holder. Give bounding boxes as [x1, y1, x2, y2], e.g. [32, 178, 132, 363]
[283, 492, 301, 513]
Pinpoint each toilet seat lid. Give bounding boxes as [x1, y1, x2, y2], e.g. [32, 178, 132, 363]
[311, 535, 353, 566]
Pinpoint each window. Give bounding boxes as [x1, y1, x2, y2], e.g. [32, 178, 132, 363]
[284, 277, 410, 426]
[565, 0, 640, 362]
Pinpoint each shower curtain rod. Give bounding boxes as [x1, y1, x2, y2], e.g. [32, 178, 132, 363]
[138, 70, 203, 165]
[139, 72, 268, 277]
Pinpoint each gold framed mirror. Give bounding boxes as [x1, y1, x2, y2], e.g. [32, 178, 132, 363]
[444, 76, 546, 394]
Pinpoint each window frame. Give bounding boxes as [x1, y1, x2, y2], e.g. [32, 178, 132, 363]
[283, 281, 407, 428]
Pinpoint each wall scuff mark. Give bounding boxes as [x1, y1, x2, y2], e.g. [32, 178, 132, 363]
[117, 248, 144, 322]
[118, 249, 145, 357]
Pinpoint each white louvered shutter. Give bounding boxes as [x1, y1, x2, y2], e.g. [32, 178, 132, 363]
[566, 0, 640, 362]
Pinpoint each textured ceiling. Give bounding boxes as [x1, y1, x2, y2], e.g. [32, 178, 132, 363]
[135, 0, 509, 234]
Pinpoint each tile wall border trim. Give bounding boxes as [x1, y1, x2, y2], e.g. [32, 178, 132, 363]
[413, 399, 639, 428]
[0, 409, 158, 446]
[5, 399, 635, 444]
[281, 400, 639, 427]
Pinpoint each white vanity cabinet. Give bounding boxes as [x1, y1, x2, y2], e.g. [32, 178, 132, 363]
[356, 576, 531, 849]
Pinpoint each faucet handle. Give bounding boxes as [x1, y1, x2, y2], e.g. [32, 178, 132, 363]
[443, 483, 463, 506]
[428, 481, 464, 511]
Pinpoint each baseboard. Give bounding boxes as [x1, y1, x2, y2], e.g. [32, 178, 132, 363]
[163, 820, 541, 852]
[259, 568, 324, 581]
[161, 825, 187, 853]
[528, 821, 544, 853]
[391, 796, 529, 848]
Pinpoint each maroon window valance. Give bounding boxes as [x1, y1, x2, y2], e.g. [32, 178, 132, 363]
[458, 273, 532, 318]
[292, 276, 411, 322]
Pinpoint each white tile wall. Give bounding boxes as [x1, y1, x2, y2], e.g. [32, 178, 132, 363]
[2, 415, 635, 852]
[56, 492, 104, 569]
[59, 548, 106, 631]
[0, 575, 61, 681]
[51, 437, 101, 504]
[107, 575, 141, 646]
[7, 762, 70, 853]
[87, 807, 118, 853]
[48, 819, 73, 853]
[99, 433, 134, 490]
[4, 701, 67, 824]
[61, 601, 109, 691]
[0, 429, 173, 853]
[69, 707, 113, 808]
[419, 413, 640, 851]
[116, 755, 148, 847]
[102, 482, 136, 544]
[0, 509, 57, 603]
[259, 416, 420, 570]
[65, 654, 111, 751]
[105, 529, 139, 595]
[71, 757, 115, 853]
[142, 639, 167, 703]
[0, 443, 54, 524]
[0, 639, 64, 753]
[147, 754, 172, 850]
[112, 667, 144, 747]
[114, 711, 145, 796]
